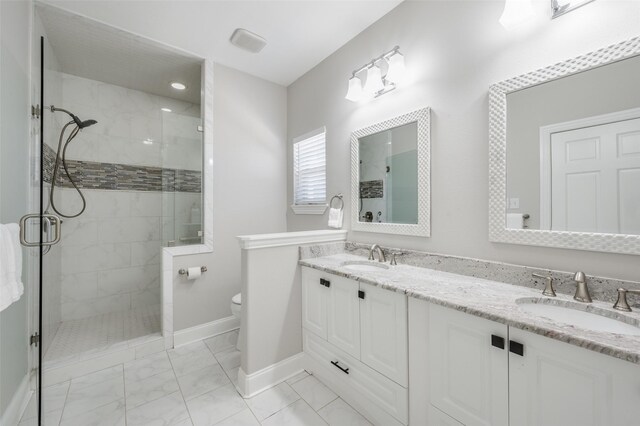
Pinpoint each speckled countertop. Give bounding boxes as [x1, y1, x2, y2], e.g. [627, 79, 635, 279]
[300, 253, 640, 365]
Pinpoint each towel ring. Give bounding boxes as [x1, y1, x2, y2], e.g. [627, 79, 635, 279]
[330, 194, 344, 210]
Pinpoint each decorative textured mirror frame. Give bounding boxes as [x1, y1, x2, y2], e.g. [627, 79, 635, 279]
[351, 107, 431, 237]
[489, 36, 640, 255]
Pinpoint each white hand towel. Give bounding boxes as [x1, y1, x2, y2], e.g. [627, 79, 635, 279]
[0, 223, 24, 312]
[328, 207, 343, 229]
[506, 213, 524, 229]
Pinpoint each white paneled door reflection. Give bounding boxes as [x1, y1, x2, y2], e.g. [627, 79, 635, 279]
[548, 117, 640, 234]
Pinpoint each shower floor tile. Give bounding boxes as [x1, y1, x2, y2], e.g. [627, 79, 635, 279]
[44, 305, 161, 362]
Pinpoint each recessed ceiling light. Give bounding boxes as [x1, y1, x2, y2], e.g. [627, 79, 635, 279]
[143, 139, 154, 145]
[161, 107, 172, 112]
[170, 82, 186, 90]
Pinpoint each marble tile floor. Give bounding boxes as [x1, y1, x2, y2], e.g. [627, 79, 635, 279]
[20, 330, 372, 426]
[44, 305, 161, 363]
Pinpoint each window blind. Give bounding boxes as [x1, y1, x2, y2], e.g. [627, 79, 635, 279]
[293, 130, 326, 205]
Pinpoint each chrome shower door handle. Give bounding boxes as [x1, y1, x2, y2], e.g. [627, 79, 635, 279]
[19, 213, 62, 247]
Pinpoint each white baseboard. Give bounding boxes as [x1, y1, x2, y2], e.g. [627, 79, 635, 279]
[238, 352, 305, 398]
[1, 374, 31, 426]
[173, 315, 239, 348]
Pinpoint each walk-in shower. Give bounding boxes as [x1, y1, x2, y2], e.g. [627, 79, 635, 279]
[17, 6, 206, 423]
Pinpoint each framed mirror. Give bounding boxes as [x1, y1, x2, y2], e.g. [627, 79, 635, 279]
[489, 36, 640, 255]
[351, 107, 430, 236]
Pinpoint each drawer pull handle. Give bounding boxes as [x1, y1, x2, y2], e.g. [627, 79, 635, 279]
[509, 340, 524, 356]
[491, 334, 505, 350]
[330, 360, 349, 375]
[320, 278, 331, 288]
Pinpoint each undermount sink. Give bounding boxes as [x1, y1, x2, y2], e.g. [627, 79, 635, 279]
[516, 298, 640, 336]
[340, 261, 390, 272]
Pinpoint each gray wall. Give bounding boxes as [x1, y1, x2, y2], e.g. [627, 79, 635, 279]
[0, 0, 30, 416]
[287, 0, 640, 282]
[241, 244, 302, 375]
[173, 63, 287, 331]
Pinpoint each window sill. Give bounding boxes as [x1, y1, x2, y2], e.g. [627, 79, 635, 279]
[291, 204, 328, 215]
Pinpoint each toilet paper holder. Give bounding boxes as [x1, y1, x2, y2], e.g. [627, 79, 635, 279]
[178, 266, 207, 276]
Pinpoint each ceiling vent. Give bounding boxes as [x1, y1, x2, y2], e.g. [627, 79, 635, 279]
[230, 28, 267, 53]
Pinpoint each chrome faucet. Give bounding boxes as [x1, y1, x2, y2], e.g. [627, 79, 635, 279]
[573, 271, 592, 303]
[368, 244, 386, 263]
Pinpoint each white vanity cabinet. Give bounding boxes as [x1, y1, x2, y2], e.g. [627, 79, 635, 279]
[301, 266, 409, 425]
[327, 273, 361, 359]
[360, 283, 408, 387]
[428, 303, 509, 426]
[508, 327, 640, 426]
[419, 300, 640, 426]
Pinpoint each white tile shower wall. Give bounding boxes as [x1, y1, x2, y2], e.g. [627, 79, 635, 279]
[60, 73, 200, 169]
[59, 188, 162, 321]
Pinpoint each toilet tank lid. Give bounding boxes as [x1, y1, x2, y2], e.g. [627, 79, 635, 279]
[232, 293, 242, 305]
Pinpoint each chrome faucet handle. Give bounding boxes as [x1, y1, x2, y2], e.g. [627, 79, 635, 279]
[368, 250, 375, 261]
[613, 288, 640, 312]
[573, 271, 592, 303]
[532, 273, 556, 297]
[390, 253, 398, 266]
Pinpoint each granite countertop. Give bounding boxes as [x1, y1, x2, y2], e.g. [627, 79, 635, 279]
[299, 253, 640, 365]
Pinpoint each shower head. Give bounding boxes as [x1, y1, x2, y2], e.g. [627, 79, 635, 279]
[77, 119, 97, 129]
[49, 105, 98, 129]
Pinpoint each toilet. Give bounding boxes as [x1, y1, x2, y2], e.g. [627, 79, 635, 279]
[231, 293, 243, 351]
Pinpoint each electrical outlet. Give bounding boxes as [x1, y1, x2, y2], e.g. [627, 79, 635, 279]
[509, 198, 520, 209]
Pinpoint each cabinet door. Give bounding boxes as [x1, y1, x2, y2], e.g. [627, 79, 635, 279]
[360, 283, 408, 387]
[327, 276, 360, 359]
[301, 267, 328, 339]
[509, 328, 640, 426]
[428, 304, 509, 426]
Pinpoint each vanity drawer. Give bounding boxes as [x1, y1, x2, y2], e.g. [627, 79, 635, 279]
[304, 330, 408, 425]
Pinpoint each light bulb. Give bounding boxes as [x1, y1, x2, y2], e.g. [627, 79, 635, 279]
[345, 76, 363, 102]
[499, 0, 534, 29]
[385, 52, 405, 84]
[363, 65, 384, 97]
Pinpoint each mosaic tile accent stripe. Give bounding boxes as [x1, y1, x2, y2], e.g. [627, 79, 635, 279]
[43, 143, 201, 192]
[359, 179, 383, 199]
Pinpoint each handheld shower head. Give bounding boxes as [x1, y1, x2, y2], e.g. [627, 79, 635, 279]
[49, 105, 98, 129]
[77, 119, 98, 129]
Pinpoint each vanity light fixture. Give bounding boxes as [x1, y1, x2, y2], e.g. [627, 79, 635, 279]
[384, 51, 406, 84]
[499, 0, 534, 29]
[551, 0, 595, 18]
[161, 107, 172, 112]
[344, 46, 405, 102]
[363, 65, 385, 97]
[143, 138, 154, 145]
[345, 76, 364, 102]
[170, 81, 186, 90]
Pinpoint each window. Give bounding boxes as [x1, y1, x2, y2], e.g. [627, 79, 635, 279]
[292, 127, 327, 214]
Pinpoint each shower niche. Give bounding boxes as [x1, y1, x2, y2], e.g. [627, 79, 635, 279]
[35, 4, 204, 366]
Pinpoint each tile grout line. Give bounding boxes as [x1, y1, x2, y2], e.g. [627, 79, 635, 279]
[56, 380, 72, 426]
[166, 347, 195, 425]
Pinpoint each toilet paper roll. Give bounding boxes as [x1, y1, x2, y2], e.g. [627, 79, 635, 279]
[187, 267, 201, 280]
